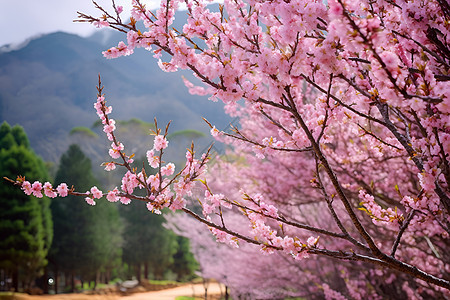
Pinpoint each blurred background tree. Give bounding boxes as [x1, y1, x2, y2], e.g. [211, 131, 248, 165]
[121, 195, 178, 282]
[49, 144, 122, 293]
[0, 122, 52, 292]
[171, 235, 198, 281]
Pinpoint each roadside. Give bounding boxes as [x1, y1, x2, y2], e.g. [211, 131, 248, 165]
[0, 282, 224, 300]
[121, 282, 223, 300]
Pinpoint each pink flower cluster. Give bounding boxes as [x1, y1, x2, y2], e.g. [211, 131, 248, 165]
[85, 187, 103, 206]
[210, 227, 239, 248]
[92, 20, 109, 28]
[21, 181, 68, 199]
[153, 135, 169, 151]
[202, 190, 228, 215]
[103, 41, 133, 59]
[94, 96, 114, 140]
[246, 211, 313, 259]
[359, 190, 401, 227]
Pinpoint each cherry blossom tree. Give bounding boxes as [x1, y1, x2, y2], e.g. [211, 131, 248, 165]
[7, 0, 450, 297]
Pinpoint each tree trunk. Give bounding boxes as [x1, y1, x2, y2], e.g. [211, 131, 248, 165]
[12, 267, 18, 292]
[105, 269, 110, 284]
[94, 271, 99, 290]
[64, 272, 69, 291]
[70, 272, 75, 293]
[203, 278, 209, 300]
[54, 265, 58, 294]
[43, 267, 49, 294]
[144, 262, 149, 280]
[135, 264, 141, 283]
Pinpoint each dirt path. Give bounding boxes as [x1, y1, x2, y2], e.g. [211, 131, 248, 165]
[120, 282, 223, 300]
[3, 283, 224, 300]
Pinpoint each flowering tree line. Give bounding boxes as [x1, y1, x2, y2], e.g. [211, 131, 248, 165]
[6, 0, 449, 297]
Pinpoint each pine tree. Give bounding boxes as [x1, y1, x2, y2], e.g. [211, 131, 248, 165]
[0, 122, 52, 291]
[121, 201, 177, 281]
[50, 144, 122, 292]
[171, 236, 198, 281]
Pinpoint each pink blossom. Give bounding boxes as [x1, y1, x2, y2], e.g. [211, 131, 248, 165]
[104, 105, 112, 115]
[281, 237, 296, 253]
[147, 174, 160, 188]
[147, 150, 160, 168]
[56, 183, 69, 197]
[104, 162, 116, 171]
[146, 202, 162, 214]
[94, 102, 103, 116]
[157, 59, 178, 72]
[323, 284, 347, 300]
[85, 197, 96, 206]
[109, 148, 121, 159]
[112, 142, 124, 151]
[293, 251, 309, 260]
[380, 51, 400, 73]
[120, 197, 131, 205]
[43, 182, 57, 198]
[328, 0, 343, 16]
[185, 150, 193, 162]
[418, 172, 435, 191]
[161, 163, 175, 176]
[106, 188, 120, 202]
[204, 190, 225, 209]
[21, 181, 32, 195]
[211, 228, 238, 248]
[127, 30, 138, 49]
[108, 142, 123, 159]
[105, 41, 133, 59]
[31, 181, 43, 198]
[252, 145, 265, 159]
[307, 236, 319, 247]
[103, 119, 116, 134]
[121, 171, 139, 194]
[169, 195, 186, 211]
[153, 135, 169, 151]
[93, 20, 109, 28]
[210, 126, 222, 138]
[90, 186, 103, 199]
[202, 203, 214, 215]
[260, 202, 278, 218]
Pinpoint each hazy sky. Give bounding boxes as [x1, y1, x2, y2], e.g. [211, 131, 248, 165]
[0, 0, 161, 47]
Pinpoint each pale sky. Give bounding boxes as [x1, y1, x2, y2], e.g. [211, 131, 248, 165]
[0, 0, 160, 47]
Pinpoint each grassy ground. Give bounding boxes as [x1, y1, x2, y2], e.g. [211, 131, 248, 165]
[0, 292, 40, 300]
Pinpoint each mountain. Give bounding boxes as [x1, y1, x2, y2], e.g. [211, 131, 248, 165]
[0, 22, 230, 163]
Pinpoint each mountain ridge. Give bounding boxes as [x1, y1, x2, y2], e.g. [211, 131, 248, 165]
[0, 26, 229, 163]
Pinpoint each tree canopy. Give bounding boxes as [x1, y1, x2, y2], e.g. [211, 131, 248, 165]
[0, 122, 52, 291]
[50, 144, 122, 290]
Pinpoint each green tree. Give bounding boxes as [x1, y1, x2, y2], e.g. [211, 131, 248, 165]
[50, 144, 122, 292]
[120, 155, 197, 282]
[121, 201, 177, 281]
[171, 236, 198, 281]
[0, 122, 52, 291]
